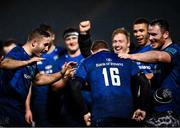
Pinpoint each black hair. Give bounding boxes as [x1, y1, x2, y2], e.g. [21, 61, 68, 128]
[39, 24, 54, 34]
[133, 17, 149, 25]
[3, 39, 16, 47]
[62, 27, 79, 39]
[28, 28, 50, 41]
[150, 18, 169, 32]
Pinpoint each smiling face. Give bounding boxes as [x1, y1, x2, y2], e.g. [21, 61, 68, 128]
[148, 25, 166, 49]
[64, 35, 79, 53]
[112, 33, 130, 54]
[133, 23, 149, 47]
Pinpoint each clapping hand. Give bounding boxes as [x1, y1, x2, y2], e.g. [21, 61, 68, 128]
[61, 61, 77, 78]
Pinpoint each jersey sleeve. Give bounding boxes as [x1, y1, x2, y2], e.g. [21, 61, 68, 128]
[78, 32, 92, 58]
[5, 47, 22, 60]
[164, 46, 179, 65]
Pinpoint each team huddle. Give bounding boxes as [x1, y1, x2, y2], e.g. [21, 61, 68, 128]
[0, 18, 179, 127]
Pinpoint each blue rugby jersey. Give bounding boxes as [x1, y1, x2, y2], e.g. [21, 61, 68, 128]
[56, 51, 84, 68]
[32, 47, 64, 98]
[0, 45, 38, 109]
[37, 47, 65, 74]
[75, 51, 140, 121]
[134, 44, 156, 74]
[31, 46, 65, 126]
[153, 43, 180, 115]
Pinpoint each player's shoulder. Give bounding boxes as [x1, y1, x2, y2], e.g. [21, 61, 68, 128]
[164, 43, 180, 56]
[10, 45, 22, 52]
[6, 45, 23, 57]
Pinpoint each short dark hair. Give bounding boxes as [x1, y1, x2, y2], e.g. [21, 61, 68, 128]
[28, 28, 50, 41]
[150, 18, 169, 32]
[39, 24, 54, 34]
[91, 40, 110, 52]
[133, 17, 149, 26]
[62, 28, 79, 39]
[3, 39, 16, 47]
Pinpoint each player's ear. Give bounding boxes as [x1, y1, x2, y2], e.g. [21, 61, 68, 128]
[32, 39, 37, 48]
[127, 40, 130, 47]
[51, 34, 55, 41]
[163, 31, 169, 39]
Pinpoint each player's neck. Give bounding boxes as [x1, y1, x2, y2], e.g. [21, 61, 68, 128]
[47, 44, 55, 54]
[22, 42, 33, 56]
[144, 41, 151, 46]
[68, 49, 81, 57]
[161, 38, 172, 50]
[93, 48, 110, 54]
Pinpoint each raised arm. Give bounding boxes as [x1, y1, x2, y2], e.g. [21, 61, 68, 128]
[79, 20, 92, 58]
[118, 50, 171, 63]
[0, 57, 45, 69]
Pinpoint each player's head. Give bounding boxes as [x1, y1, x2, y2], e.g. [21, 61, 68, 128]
[2, 39, 17, 55]
[39, 24, 55, 46]
[91, 40, 110, 54]
[112, 27, 130, 54]
[148, 18, 170, 49]
[63, 28, 79, 54]
[27, 28, 51, 56]
[133, 18, 149, 47]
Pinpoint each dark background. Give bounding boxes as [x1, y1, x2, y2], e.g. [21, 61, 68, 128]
[0, 0, 179, 47]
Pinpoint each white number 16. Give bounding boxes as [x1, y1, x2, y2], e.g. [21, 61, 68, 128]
[102, 67, 121, 86]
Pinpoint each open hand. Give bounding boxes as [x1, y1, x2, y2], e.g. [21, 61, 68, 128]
[29, 57, 46, 63]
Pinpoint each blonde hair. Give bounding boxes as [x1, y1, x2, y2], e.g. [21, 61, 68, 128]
[112, 27, 130, 41]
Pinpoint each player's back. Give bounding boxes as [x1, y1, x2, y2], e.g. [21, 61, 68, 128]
[77, 51, 139, 121]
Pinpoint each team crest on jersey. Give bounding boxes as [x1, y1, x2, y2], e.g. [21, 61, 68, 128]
[24, 74, 32, 80]
[53, 55, 59, 60]
[106, 58, 112, 62]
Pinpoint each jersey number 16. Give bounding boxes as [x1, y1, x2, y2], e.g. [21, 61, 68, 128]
[102, 67, 121, 86]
